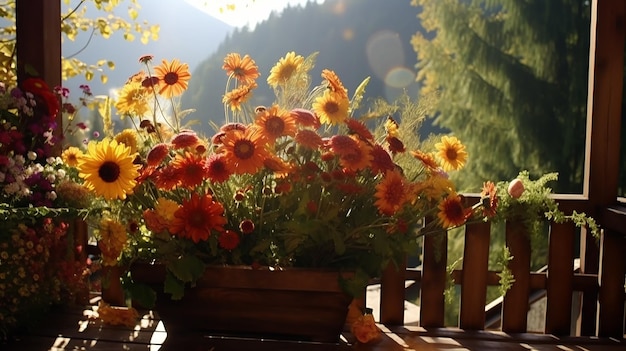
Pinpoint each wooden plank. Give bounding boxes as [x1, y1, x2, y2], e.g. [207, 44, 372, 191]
[501, 221, 531, 333]
[379, 259, 406, 325]
[545, 222, 575, 335]
[596, 228, 626, 338]
[420, 229, 448, 328]
[459, 221, 490, 330]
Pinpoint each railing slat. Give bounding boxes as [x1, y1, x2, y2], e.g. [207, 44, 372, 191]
[597, 228, 626, 338]
[546, 222, 576, 335]
[380, 260, 406, 325]
[420, 230, 448, 327]
[578, 229, 600, 335]
[459, 221, 491, 330]
[501, 221, 531, 333]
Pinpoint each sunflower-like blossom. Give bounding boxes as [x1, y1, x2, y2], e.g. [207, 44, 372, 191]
[77, 138, 140, 200]
[435, 135, 468, 172]
[153, 58, 191, 98]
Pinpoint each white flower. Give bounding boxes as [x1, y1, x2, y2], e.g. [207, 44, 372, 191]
[13, 155, 25, 166]
[56, 169, 66, 179]
[46, 191, 57, 201]
[4, 182, 19, 195]
[27, 151, 37, 161]
[46, 174, 56, 183]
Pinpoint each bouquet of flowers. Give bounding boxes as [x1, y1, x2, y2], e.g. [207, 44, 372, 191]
[0, 77, 90, 338]
[63, 52, 499, 305]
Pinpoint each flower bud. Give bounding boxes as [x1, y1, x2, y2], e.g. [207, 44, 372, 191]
[507, 178, 525, 199]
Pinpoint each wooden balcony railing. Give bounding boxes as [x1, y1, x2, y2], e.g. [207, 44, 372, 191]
[377, 198, 626, 339]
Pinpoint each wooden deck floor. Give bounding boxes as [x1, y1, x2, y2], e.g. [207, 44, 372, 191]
[2, 298, 625, 351]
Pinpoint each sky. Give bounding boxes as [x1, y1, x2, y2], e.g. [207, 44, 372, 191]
[183, 0, 325, 29]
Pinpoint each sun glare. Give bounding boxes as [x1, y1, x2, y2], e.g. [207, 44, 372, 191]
[183, 0, 325, 29]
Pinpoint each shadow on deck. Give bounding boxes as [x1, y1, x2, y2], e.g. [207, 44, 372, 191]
[2, 294, 624, 351]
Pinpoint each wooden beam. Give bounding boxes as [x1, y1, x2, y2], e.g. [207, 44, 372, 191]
[16, 0, 61, 87]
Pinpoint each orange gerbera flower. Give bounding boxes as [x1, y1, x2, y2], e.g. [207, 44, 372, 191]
[153, 58, 191, 98]
[171, 153, 208, 189]
[222, 83, 257, 111]
[480, 181, 499, 218]
[221, 128, 271, 175]
[374, 170, 408, 216]
[312, 90, 349, 126]
[435, 135, 468, 172]
[254, 104, 297, 142]
[410, 150, 439, 171]
[437, 194, 471, 228]
[321, 69, 348, 98]
[291, 108, 321, 129]
[339, 138, 372, 172]
[295, 129, 324, 150]
[171, 131, 200, 149]
[369, 144, 395, 175]
[386, 136, 406, 154]
[206, 154, 232, 183]
[170, 193, 227, 243]
[345, 118, 373, 141]
[222, 53, 260, 85]
[153, 165, 181, 190]
[218, 230, 241, 250]
[328, 135, 359, 156]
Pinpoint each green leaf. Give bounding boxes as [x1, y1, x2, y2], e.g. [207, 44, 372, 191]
[332, 230, 345, 255]
[167, 256, 205, 284]
[164, 271, 185, 300]
[126, 283, 156, 309]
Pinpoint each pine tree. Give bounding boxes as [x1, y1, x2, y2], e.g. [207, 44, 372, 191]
[411, 0, 591, 193]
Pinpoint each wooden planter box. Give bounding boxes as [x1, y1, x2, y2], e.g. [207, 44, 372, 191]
[130, 263, 353, 343]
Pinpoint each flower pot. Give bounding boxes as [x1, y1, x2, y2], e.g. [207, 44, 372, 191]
[130, 263, 353, 343]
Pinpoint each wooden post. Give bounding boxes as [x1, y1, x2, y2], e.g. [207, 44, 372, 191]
[16, 0, 61, 87]
[584, 0, 626, 337]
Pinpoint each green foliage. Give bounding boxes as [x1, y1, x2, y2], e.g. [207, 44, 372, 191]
[411, 0, 591, 193]
[493, 171, 599, 240]
[495, 246, 514, 297]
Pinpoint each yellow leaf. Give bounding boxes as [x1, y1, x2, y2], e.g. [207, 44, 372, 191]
[124, 33, 135, 42]
[107, 61, 115, 69]
[85, 71, 93, 81]
[128, 8, 138, 20]
[100, 75, 108, 84]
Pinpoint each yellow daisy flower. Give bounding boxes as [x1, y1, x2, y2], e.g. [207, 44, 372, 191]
[435, 135, 468, 172]
[115, 81, 150, 117]
[78, 138, 140, 200]
[98, 218, 128, 266]
[61, 146, 84, 168]
[114, 129, 139, 154]
[267, 51, 304, 88]
[312, 90, 350, 125]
